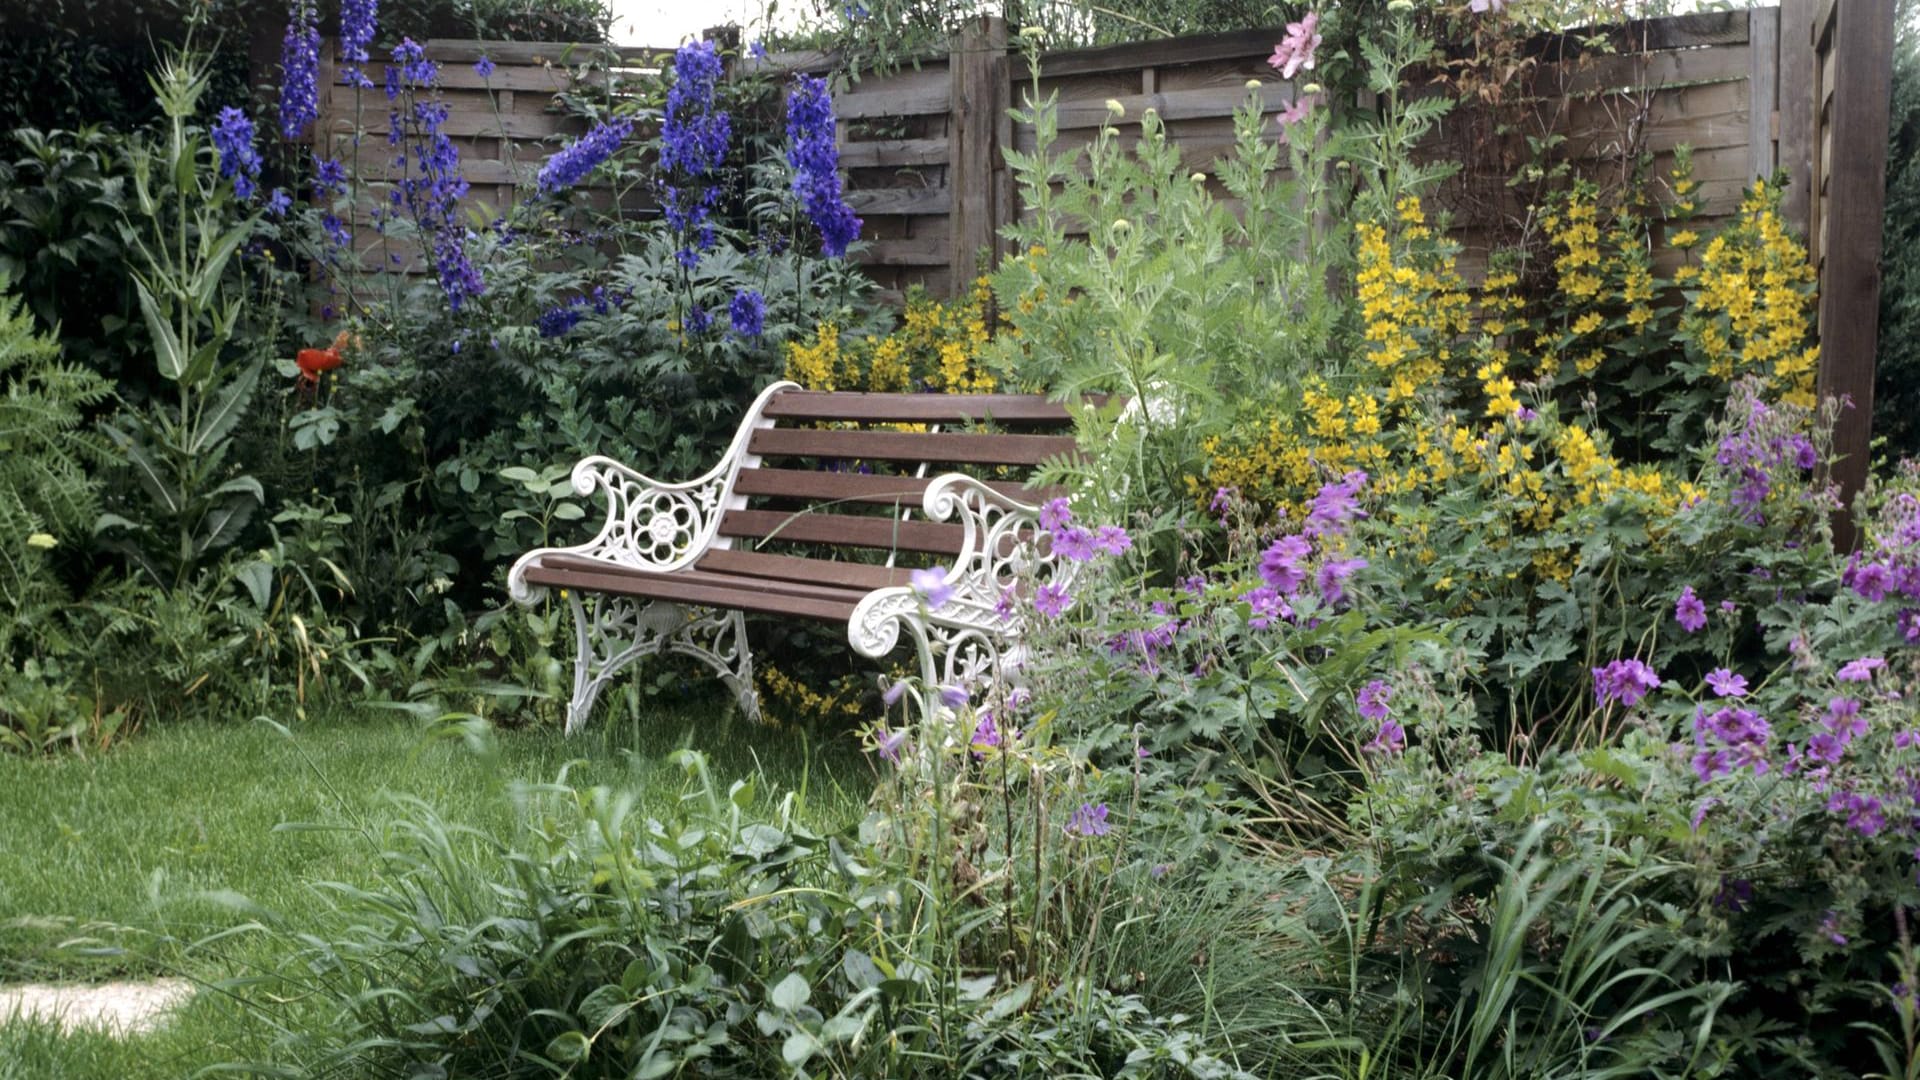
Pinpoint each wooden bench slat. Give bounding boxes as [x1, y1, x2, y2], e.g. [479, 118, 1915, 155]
[747, 428, 1080, 467]
[731, 467, 1059, 507]
[718, 509, 966, 555]
[539, 555, 876, 605]
[522, 562, 860, 622]
[760, 390, 1079, 424]
[696, 550, 916, 591]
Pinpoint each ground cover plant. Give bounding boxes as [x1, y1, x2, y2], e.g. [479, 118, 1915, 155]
[4, 1, 1920, 1078]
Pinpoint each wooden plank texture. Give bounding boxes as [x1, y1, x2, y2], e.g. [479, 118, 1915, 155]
[1811, 0, 1893, 546]
[747, 427, 1080, 466]
[718, 509, 967, 555]
[1748, 6, 1781, 182]
[761, 390, 1076, 423]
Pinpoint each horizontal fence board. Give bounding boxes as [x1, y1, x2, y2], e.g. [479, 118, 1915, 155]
[1051, 81, 1298, 130]
[847, 187, 953, 215]
[839, 138, 951, 167]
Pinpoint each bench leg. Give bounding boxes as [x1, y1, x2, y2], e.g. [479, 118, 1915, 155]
[563, 594, 761, 735]
[664, 608, 761, 725]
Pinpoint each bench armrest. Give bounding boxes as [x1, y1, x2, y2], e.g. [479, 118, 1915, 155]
[508, 381, 799, 603]
[848, 473, 1078, 685]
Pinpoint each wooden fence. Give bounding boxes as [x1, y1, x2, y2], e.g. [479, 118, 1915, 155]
[305, 5, 1893, 520]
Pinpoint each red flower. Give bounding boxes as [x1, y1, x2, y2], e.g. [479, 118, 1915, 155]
[296, 346, 342, 384]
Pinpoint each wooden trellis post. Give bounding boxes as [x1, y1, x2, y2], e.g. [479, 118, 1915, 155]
[1799, 0, 1894, 547]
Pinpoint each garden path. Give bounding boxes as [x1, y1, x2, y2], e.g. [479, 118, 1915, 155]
[0, 979, 193, 1035]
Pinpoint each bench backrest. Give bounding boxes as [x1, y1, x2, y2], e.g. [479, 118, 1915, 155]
[715, 389, 1079, 565]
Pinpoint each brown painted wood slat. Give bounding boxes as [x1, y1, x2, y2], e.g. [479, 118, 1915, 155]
[748, 427, 1079, 466]
[718, 509, 966, 555]
[519, 564, 859, 622]
[696, 550, 914, 592]
[732, 468, 1055, 506]
[761, 390, 1075, 424]
[538, 555, 872, 605]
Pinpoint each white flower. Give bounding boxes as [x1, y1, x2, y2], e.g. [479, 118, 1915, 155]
[1104, 98, 1125, 117]
[26, 533, 56, 550]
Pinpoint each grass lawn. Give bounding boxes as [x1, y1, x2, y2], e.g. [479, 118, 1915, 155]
[0, 703, 871, 1078]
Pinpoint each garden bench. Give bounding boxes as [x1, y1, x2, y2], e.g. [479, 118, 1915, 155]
[506, 380, 1082, 733]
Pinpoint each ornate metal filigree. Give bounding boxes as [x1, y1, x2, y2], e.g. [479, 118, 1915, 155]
[506, 380, 798, 604]
[562, 594, 759, 735]
[849, 474, 1076, 692]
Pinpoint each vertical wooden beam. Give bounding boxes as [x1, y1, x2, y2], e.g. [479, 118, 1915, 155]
[1777, 0, 1816, 235]
[1747, 6, 1780, 183]
[949, 16, 1006, 292]
[1812, 0, 1895, 546]
[989, 19, 1015, 268]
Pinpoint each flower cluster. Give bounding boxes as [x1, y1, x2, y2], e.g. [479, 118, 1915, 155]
[380, 40, 483, 312]
[1592, 657, 1660, 708]
[1359, 679, 1404, 754]
[279, 0, 320, 140]
[729, 289, 765, 337]
[1843, 492, 1920, 636]
[1680, 181, 1821, 408]
[1240, 472, 1371, 626]
[211, 107, 261, 201]
[339, 0, 379, 89]
[785, 280, 997, 392]
[537, 118, 635, 196]
[1691, 705, 1771, 782]
[1710, 389, 1822, 524]
[660, 41, 730, 268]
[786, 74, 861, 257]
[1267, 11, 1322, 80]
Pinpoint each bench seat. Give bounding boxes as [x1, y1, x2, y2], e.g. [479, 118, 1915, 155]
[506, 381, 1087, 733]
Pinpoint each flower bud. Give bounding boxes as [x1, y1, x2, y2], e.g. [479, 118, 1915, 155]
[1244, 79, 1261, 90]
[1190, 172, 1208, 184]
[1112, 218, 1132, 232]
[1019, 26, 1045, 40]
[1302, 82, 1321, 95]
[1105, 98, 1125, 117]
[26, 533, 56, 550]
[1388, 0, 1413, 10]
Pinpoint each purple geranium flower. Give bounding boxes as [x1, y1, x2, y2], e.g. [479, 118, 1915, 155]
[1259, 534, 1312, 594]
[1051, 527, 1098, 562]
[1034, 583, 1072, 618]
[1039, 497, 1072, 532]
[910, 567, 952, 610]
[1365, 718, 1406, 755]
[1675, 586, 1708, 633]
[1705, 668, 1748, 698]
[1357, 679, 1392, 722]
[1065, 802, 1110, 838]
[1593, 658, 1661, 708]
[1838, 656, 1887, 682]
[1316, 557, 1368, 606]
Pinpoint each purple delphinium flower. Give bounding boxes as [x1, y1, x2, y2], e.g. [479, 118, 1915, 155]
[1052, 527, 1098, 562]
[748, 40, 768, 60]
[685, 304, 713, 335]
[786, 74, 862, 256]
[279, 0, 320, 139]
[378, 41, 485, 310]
[1675, 586, 1708, 633]
[1593, 658, 1661, 708]
[339, 0, 378, 88]
[473, 54, 495, 79]
[909, 567, 952, 610]
[1705, 668, 1749, 698]
[537, 300, 585, 338]
[211, 107, 261, 200]
[1034, 582, 1072, 618]
[729, 289, 766, 337]
[313, 155, 348, 199]
[1357, 679, 1392, 722]
[265, 188, 292, 218]
[1838, 656, 1887, 683]
[1065, 802, 1111, 838]
[1316, 557, 1368, 606]
[1259, 534, 1312, 594]
[1094, 525, 1132, 555]
[660, 41, 731, 268]
[1039, 497, 1073, 532]
[1365, 718, 1406, 755]
[538, 117, 635, 195]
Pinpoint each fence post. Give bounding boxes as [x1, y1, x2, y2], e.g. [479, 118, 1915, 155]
[1809, 0, 1894, 547]
[949, 16, 1008, 290]
[1776, 0, 1815, 232]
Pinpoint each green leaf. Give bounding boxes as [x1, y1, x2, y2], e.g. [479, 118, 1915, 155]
[769, 971, 810, 1012]
[191, 220, 252, 309]
[781, 1030, 819, 1068]
[189, 360, 261, 454]
[545, 1030, 590, 1064]
[135, 278, 185, 381]
[499, 466, 542, 486]
[552, 502, 586, 521]
[234, 559, 273, 608]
